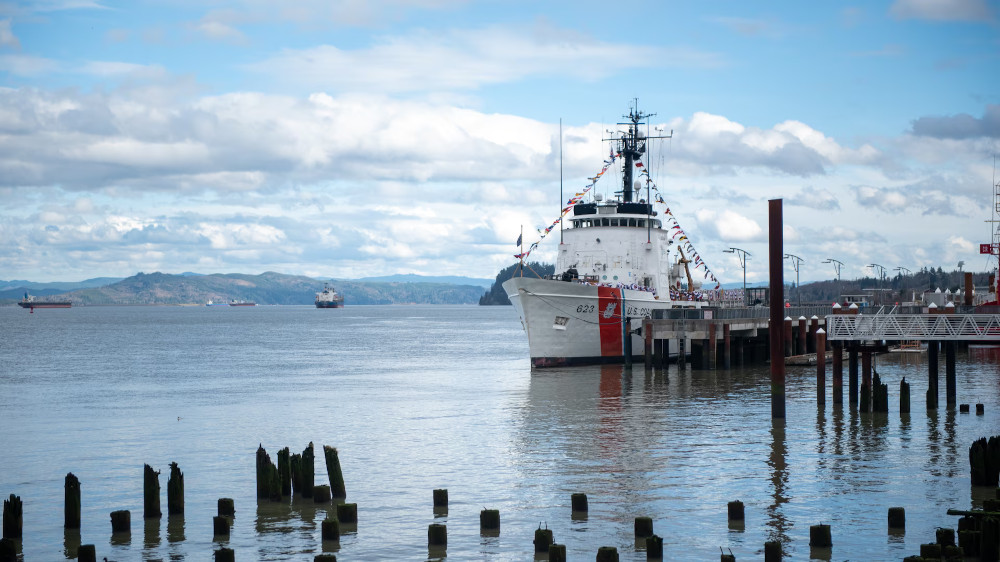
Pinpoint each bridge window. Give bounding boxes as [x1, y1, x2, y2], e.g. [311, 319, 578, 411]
[638, 220, 645, 228]
[628, 219, 637, 227]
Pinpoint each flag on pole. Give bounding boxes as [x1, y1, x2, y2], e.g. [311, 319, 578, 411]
[516, 233, 522, 246]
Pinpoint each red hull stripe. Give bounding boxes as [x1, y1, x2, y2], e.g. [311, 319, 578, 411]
[597, 286, 623, 357]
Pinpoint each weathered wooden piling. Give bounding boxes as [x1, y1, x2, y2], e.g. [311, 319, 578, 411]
[982, 516, 999, 561]
[727, 500, 744, 521]
[809, 523, 832, 547]
[143, 463, 161, 518]
[961, 404, 970, 412]
[848, 346, 859, 405]
[216, 498, 235, 518]
[720, 548, 736, 562]
[322, 517, 340, 541]
[816, 328, 826, 405]
[110, 509, 131, 534]
[213, 547, 235, 562]
[314, 555, 337, 562]
[769, 199, 786, 418]
[920, 543, 942, 559]
[65, 472, 81, 529]
[888, 507, 905, 530]
[290, 452, 302, 496]
[860, 351, 872, 413]
[302, 442, 315, 499]
[534, 526, 553, 552]
[832, 341, 843, 405]
[646, 534, 663, 559]
[937, 527, 955, 547]
[167, 462, 184, 515]
[596, 546, 620, 561]
[900, 378, 910, 414]
[797, 316, 807, 356]
[428, 523, 447, 547]
[322, 445, 346, 499]
[480, 509, 500, 532]
[723, 324, 731, 369]
[277, 447, 291, 497]
[764, 540, 781, 561]
[635, 516, 653, 537]
[77, 544, 96, 562]
[256, 445, 281, 501]
[783, 317, 793, 358]
[433, 488, 448, 509]
[872, 371, 888, 413]
[708, 323, 718, 369]
[927, 340, 939, 409]
[970, 436, 1000, 486]
[570, 492, 589, 514]
[945, 341, 957, 408]
[213, 515, 229, 537]
[549, 543, 567, 562]
[0, 538, 15, 562]
[336, 503, 357, 524]
[313, 485, 331, 503]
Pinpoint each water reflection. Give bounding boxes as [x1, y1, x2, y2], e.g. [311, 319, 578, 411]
[62, 528, 80, 559]
[766, 418, 789, 547]
[143, 517, 160, 550]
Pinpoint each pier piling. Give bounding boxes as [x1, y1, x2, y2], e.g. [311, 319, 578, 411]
[313, 485, 331, 503]
[764, 540, 782, 561]
[336, 503, 357, 524]
[77, 544, 96, 562]
[256, 445, 281, 501]
[809, 524, 832, 547]
[109, 510, 130, 534]
[277, 447, 291, 497]
[0, 538, 14, 562]
[143, 464, 161, 519]
[861, 351, 873, 413]
[634, 516, 653, 538]
[212, 515, 229, 537]
[900, 379, 910, 414]
[708, 323, 717, 369]
[798, 317, 807, 356]
[945, 341, 957, 408]
[768, 198, 786, 419]
[302, 442, 315, 499]
[723, 324, 731, 369]
[596, 546, 619, 561]
[549, 543, 567, 562]
[428, 523, 447, 548]
[644, 318, 653, 371]
[727, 500, 744, 521]
[213, 547, 235, 562]
[888, 507, 905, 531]
[927, 341, 939, 409]
[571, 492, 588, 513]
[433, 488, 448, 509]
[832, 342, 843, 405]
[218, 498, 235, 517]
[646, 535, 663, 559]
[783, 317, 793, 358]
[167, 462, 183, 515]
[65, 473, 81, 529]
[848, 346, 859, 406]
[480, 509, 500, 532]
[533, 527, 552, 552]
[322, 517, 340, 541]
[816, 328, 826, 405]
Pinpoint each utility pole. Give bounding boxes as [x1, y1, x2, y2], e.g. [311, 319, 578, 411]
[784, 253, 804, 306]
[725, 247, 750, 306]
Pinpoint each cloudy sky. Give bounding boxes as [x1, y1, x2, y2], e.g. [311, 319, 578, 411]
[1, 0, 998, 284]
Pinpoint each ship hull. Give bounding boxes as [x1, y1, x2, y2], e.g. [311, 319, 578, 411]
[502, 277, 679, 367]
[315, 301, 344, 308]
[18, 302, 71, 309]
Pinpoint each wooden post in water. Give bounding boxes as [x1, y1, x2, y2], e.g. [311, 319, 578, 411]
[143, 464, 161, 519]
[65, 473, 81, 529]
[769, 199, 786, 419]
[783, 317, 793, 358]
[213, 547, 235, 562]
[109, 510, 130, 534]
[832, 341, 843, 405]
[623, 317, 632, 367]
[322, 517, 340, 541]
[945, 341, 957, 408]
[708, 323, 717, 369]
[77, 544, 96, 562]
[764, 540, 782, 561]
[533, 526, 552, 553]
[290, 452, 302, 497]
[277, 447, 291, 497]
[257, 445, 281, 501]
[809, 524, 832, 547]
[1, 495, 21, 540]
[212, 515, 229, 537]
[313, 485, 331, 503]
[848, 345, 859, 406]
[634, 516, 653, 538]
[167, 462, 183, 515]
[797, 316, 807, 357]
[336, 503, 357, 524]
[808, 316, 819, 353]
[727, 500, 744, 521]
[816, 329, 826, 406]
[480, 509, 500, 532]
[888, 507, 905, 531]
[302, 442, 315, 499]
[218, 498, 235, 517]
[571, 493, 588, 513]
[644, 318, 653, 372]
[723, 324, 731, 369]
[900, 378, 910, 414]
[927, 340, 939, 409]
[433, 489, 448, 509]
[549, 543, 567, 562]
[596, 546, 619, 561]
[646, 534, 663, 559]
[861, 351, 872, 413]
[428, 523, 447, 548]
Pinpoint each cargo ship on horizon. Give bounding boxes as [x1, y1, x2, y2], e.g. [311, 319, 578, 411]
[18, 292, 72, 311]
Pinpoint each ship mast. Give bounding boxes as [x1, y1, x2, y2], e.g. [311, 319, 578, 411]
[606, 100, 671, 203]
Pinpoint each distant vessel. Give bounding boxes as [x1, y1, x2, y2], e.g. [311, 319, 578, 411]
[229, 300, 257, 307]
[315, 284, 345, 308]
[18, 291, 72, 311]
[205, 300, 228, 306]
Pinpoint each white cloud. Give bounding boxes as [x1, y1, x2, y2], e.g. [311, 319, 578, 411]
[0, 53, 59, 76]
[0, 18, 18, 48]
[246, 24, 721, 94]
[695, 209, 763, 241]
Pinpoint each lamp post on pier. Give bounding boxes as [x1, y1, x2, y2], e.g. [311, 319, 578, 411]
[784, 253, 804, 306]
[869, 263, 886, 306]
[823, 258, 843, 281]
[725, 247, 750, 306]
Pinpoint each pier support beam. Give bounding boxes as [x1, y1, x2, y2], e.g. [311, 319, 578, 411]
[816, 329, 826, 406]
[708, 323, 717, 369]
[768, 198, 786, 419]
[798, 316, 807, 356]
[848, 346, 858, 406]
[623, 317, 632, 368]
[832, 342, 843, 405]
[927, 341, 939, 410]
[945, 341, 956, 408]
[784, 317, 793, 358]
[723, 324, 731, 370]
[644, 319, 653, 372]
[861, 351, 872, 413]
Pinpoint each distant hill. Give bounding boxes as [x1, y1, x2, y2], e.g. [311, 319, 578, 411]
[355, 273, 493, 288]
[1, 271, 487, 306]
[480, 262, 555, 305]
[0, 277, 122, 292]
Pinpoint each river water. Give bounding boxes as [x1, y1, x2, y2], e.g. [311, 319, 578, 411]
[0, 304, 998, 561]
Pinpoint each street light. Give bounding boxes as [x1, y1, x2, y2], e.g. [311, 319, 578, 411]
[784, 253, 804, 306]
[724, 247, 751, 306]
[869, 263, 886, 305]
[823, 258, 844, 281]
